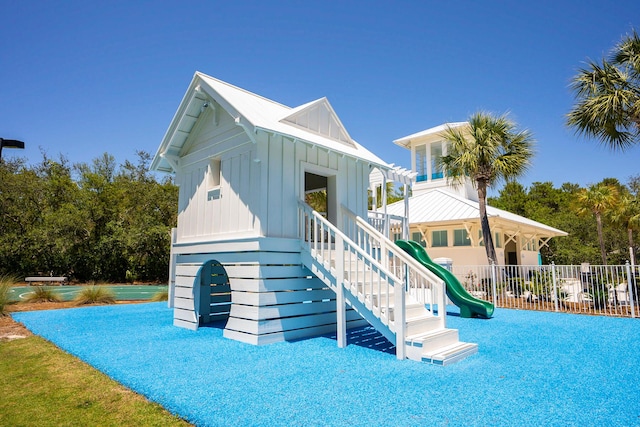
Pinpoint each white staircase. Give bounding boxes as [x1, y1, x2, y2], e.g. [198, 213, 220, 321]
[298, 202, 477, 365]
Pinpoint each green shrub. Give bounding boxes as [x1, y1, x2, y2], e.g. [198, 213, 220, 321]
[0, 275, 18, 316]
[74, 286, 115, 305]
[23, 286, 63, 303]
[151, 289, 168, 302]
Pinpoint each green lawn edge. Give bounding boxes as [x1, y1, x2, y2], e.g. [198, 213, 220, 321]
[0, 335, 191, 427]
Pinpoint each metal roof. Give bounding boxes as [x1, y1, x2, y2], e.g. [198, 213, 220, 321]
[385, 188, 567, 237]
[152, 72, 391, 173]
[393, 122, 468, 149]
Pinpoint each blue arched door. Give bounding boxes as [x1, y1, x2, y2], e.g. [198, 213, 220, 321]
[199, 260, 231, 325]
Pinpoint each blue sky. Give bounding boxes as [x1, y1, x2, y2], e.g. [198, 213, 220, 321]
[1, 0, 639, 192]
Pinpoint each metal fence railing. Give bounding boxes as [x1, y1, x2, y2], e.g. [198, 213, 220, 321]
[449, 263, 638, 318]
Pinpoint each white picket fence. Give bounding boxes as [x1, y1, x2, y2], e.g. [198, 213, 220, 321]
[449, 263, 638, 318]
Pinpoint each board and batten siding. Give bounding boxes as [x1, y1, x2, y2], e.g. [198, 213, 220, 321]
[175, 106, 259, 242]
[170, 117, 373, 342]
[257, 132, 370, 239]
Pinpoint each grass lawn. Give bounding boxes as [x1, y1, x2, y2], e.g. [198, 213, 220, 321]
[0, 325, 190, 426]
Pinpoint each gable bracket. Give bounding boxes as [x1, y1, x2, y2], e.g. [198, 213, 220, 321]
[235, 116, 257, 144]
[161, 152, 181, 173]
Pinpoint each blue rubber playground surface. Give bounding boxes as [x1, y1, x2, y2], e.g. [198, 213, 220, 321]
[8, 285, 167, 302]
[12, 304, 640, 426]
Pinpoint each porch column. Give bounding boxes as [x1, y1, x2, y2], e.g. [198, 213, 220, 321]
[382, 176, 388, 238]
[403, 183, 409, 240]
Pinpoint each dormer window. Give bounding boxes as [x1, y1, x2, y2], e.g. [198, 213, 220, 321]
[416, 145, 427, 182]
[431, 143, 444, 180]
[414, 141, 445, 182]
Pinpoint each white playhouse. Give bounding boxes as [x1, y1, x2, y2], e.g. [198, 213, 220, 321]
[151, 72, 477, 364]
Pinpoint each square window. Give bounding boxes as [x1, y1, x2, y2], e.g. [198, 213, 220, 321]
[454, 229, 471, 246]
[494, 232, 502, 248]
[431, 230, 448, 247]
[412, 232, 426, 247]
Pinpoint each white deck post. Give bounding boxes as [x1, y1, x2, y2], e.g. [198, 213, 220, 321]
[403, 183, 409, 240]
[626, 261, 636, 318]
[395, 268, 407, 360]
[382, 176, 388, 238]
[335, 234, 347, 348]
[551, 262, 559, 312]
[490, 261, 498, 307]
[167, 227, 177, 308]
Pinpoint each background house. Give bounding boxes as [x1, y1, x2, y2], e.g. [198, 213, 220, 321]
[385, 123, 567, 267]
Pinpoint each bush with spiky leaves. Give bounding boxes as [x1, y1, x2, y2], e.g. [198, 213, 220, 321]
[74, 286, 115, 305]
[23, 286, 63, 303]
[0, 275, 19, 316]
[151, 289, 169, 302]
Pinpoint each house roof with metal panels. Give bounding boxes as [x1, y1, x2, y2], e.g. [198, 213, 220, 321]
[385, 188, 567, 238]
[393, 122, 468, 149]
[151, 72, 412, 185]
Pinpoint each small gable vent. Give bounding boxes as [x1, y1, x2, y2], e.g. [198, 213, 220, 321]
[281, 98, 354, 146]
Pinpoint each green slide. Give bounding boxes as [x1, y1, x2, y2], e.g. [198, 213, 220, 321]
[395, 240, 494, 319]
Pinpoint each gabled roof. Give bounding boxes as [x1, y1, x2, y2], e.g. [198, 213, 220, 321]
[281, 97, 353, 146]
[393, 122, 468, 149]
[151, 72, 389, 173]
[384, 188, 567, 237]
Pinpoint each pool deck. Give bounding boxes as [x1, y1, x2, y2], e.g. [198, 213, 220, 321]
[12, 303, 640, 427]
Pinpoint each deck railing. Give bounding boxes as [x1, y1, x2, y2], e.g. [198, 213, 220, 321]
[342, 207, 447, 328]
[448, 263, 638, 318]
[366, 210, 406, 238]
[298, 201, 406, 357]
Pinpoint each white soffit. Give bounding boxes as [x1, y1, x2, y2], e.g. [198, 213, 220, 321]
[393, 122, 468, 149]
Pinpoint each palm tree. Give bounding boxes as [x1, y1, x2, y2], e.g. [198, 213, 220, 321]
[610, 193, 640, 266]
[439, 112, 535, 264]
[567, 30, 640, 150]
[574, 184, 620, 265]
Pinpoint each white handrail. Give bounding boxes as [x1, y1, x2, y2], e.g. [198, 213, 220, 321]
[298, 201, 406, 357]
[343, 206, 447, 328]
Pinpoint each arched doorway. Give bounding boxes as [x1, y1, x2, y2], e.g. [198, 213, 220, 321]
[198, 260, 231, 326]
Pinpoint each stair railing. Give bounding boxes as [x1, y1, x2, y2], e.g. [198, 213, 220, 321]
[342, 207, 447, 329]
[298, 201, 406, 358]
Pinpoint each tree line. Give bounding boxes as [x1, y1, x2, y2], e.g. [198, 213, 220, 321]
[488, 177, 640, 266]
[0, 151, 177, 282]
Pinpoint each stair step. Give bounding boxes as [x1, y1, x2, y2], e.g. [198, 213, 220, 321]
[383, 303, 426, 322]
[406, 303, 427, 318]
[406, 328, 459, 350]
[405, 315, 440, 336]
[421, 342, 479, 366]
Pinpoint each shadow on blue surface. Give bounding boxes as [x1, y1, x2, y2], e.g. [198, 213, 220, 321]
[325, 326, 396, 355]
